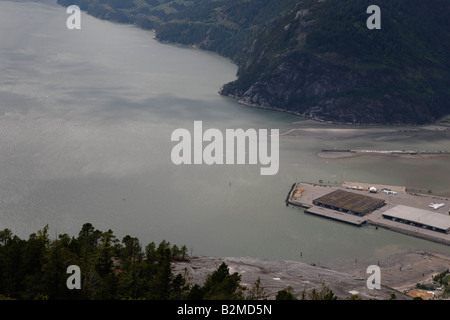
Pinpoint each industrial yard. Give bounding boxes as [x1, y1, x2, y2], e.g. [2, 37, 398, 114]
[287, 181, 450, 246]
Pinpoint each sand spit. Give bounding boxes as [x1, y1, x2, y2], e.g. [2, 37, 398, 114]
[281, 120, 449, 142]
[317, 151, 450, 160]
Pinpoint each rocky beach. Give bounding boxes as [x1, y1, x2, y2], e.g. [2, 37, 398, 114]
[173, 249, 450, 300]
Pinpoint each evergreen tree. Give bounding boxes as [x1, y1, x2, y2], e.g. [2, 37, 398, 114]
[248, 277, 268, 300]
[276, 286, 297, 300]
[201, 263, 245, 300]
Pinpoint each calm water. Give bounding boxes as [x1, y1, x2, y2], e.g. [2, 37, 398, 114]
[1, 1, 449, 267]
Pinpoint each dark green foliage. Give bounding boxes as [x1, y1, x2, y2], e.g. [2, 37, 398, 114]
[186, 262, 245, 300]
[275, 286, 297, 300]
[223, 0, 450, 124]
[306, 283, 338, 300]
[416, 283, 436, 291]
[432, 269, 449, 286]
[201, 262, 245, 300]
[0, 226, 50, 299]
[157, 22, 210, 45]
[56, 0, 298, 63]
[431, 269, 450, 297]
[0, 224, 250, 300]
[0, 224, 190, 300]
[0, 224, 344, 300]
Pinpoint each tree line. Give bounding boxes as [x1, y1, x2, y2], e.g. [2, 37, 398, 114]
[0, 223, 340, 300]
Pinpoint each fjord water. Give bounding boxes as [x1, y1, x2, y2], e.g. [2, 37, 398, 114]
[1, 1, 449, 267]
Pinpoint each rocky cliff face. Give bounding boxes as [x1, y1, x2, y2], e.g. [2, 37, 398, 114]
[220, 1, 450, 125]
[220, 51, 435, 125]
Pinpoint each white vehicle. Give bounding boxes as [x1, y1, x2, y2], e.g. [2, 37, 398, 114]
[429, 203, 444, 210]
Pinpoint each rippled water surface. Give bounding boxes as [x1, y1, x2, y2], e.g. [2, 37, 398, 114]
[1, 1, 449, 266]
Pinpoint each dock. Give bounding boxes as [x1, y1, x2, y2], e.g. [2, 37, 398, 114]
[305, 206, 368, 226]
[286, 181, 450, 246]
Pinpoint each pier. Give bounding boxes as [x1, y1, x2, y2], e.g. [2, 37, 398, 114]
[286, 181, 450, 246]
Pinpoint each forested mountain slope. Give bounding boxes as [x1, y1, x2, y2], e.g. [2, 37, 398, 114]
[58, 0, 450, 124]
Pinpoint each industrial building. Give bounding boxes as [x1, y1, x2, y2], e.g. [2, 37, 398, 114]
[312, 189, 385, 216]
[382, 205, 450, 234]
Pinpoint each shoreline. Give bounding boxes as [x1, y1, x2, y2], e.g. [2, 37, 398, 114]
[317, 151, 450, 160]
[222, 92, 450, 127]
[173, 249, 450, 300]
[172, 255, 410, 300]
